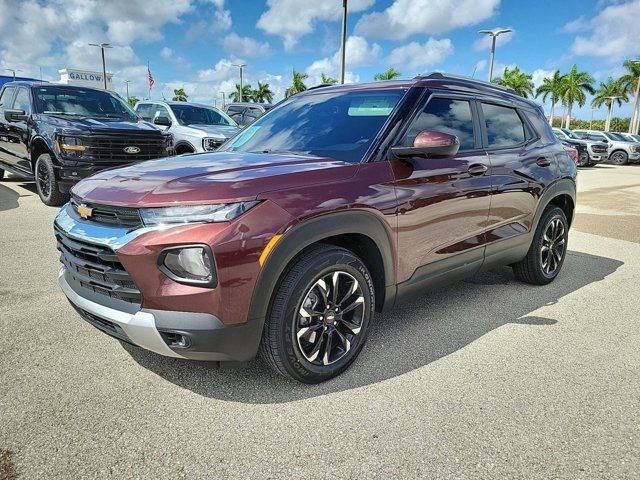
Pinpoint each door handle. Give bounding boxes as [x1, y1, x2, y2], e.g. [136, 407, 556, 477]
[536, 157, 551, 167]
[468, 163, 488, 176]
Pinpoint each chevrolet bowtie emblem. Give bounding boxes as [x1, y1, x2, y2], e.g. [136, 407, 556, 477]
[77, 203, 93, 219]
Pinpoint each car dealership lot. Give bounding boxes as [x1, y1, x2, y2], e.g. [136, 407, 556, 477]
[1, 167, 639, 479]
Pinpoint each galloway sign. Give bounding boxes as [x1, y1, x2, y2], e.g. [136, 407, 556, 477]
[58, 68, 114, 91]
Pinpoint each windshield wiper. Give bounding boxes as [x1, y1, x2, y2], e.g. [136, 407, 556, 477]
[250, 149, 316, 156]
[43, 111, 85, 117]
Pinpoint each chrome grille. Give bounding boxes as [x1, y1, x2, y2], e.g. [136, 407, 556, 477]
[55, 226, 141, 304]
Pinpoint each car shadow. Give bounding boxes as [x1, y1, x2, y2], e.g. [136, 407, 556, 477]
[0, 184, 21, 212]
[123, 250, 623, 404]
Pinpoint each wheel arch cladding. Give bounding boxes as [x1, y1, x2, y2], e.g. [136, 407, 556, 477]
[30, 137, 52, 170]
[248, 210, 396, 324]
[536, 179, 576, 228]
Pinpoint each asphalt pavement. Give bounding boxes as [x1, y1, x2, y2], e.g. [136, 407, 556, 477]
[0, 165, 639, 479]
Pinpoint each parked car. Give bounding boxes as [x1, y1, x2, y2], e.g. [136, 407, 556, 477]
[55, 73, 576, 383]
[135, 101, 240, 154]
[573, 129, 640, 165]
[615, 132, 640, 143]
[224, 102, 273, 126]
[552, 127, 608, 167]
[0, 82, 172, 205]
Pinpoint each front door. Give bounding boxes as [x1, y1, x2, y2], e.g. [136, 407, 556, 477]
[389, 94, 492, 284]
[0, 86, 17, 168]
[5, 87, 33, 172]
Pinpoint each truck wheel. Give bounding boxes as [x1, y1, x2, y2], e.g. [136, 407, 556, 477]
[259, 244, 374, 383]
[0, 168, 4, 181]
[35, 153, 68, 206]
[577, 152, 589, 167]
[610, 150, 628, 165]
[513, 206, 568, 285]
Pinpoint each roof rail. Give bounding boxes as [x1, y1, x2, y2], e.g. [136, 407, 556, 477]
[417, 72, 517, 95]
[306, 83, 335, 91]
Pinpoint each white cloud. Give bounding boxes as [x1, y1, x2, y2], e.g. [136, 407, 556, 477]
[222, 33, 271, 57]
[472, 28, 515, 52]
[304, 36, 380, 85]
[562, 16, 589, 33]
[257, 0, 375, 51]
[571, 0, 640, 59]
[531, 68, 554, 90]
[184, 0, 232, 42]
[388, 38, 454, 71]
[474, 59, 487, 73]
[355, 0, 500, 40]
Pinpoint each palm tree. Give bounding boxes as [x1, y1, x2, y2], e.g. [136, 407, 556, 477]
[252, 81, 274, 103]
[536, 70, 565, 126]
[230, 84, 254, 102]
[320, 73, 338, 85]
[620, 58, 640, 133]
[559, 65, 595, 129]
[172, 88, 188, 102]
[285, 71, 308, 98]
[493, 66, 534, 98]
[592, 77, 628, 131]
[127, 95, 139, 108]
[374, 68, 401, 81]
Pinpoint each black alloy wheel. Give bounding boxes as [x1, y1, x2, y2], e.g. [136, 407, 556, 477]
[34, 153, 68, 206]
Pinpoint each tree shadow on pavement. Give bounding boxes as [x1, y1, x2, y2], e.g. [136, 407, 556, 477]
[123, 250, 623, 404]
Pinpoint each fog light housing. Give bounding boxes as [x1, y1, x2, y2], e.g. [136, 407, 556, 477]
[159, 245, 217, 287]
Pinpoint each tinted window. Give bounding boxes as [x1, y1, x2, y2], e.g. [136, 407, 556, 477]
[33, 86, 137, 120]
[170, 104, 236, 126]
[402, 97, 475, 150]
[136, 103, 154, 120]
[0, 87, 16, 110]
[153, 104, 171, 120]
[13, 88, 31, 113]
[245, 107, 263, 121]
[226, 106, 244, 114]
[224, 90, 405, 163]
[482, 103, 526, 148]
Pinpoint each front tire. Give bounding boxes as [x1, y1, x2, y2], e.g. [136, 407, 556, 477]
[610, 150, 628, 165]
[577, 151, 589, 167]
[35, 153, 68, 206]
[259, 244, 375, 383]
[513, 206, 569, 285]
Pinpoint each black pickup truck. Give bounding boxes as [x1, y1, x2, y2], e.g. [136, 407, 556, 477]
[0, 82, 173, 205]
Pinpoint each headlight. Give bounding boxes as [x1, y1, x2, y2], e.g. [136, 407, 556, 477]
[57, 136, 87, 157]
[159, 245, 216, 286]
[139, 202, 259, 226]
[631, 145, 640, 153]
[203, 137, 224, 151]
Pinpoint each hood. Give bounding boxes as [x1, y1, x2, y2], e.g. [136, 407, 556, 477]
[38, 114, 162, 135]
[185, 124, 240, 138]
[72, 152, 356, 207]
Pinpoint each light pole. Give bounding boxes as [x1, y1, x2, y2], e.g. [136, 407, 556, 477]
[604, 96, 621, 132]
[478, 28, 512, 82]
[590, 107, 596, 130]
[232, 63, 247, 102]
[88, 43, 112, 89]
[219, 91, 226, 109]
[125, 80, 131, 104]
[5, 68, 23, 80]
[628, 60, 640, 134]
[339, 0, 347, 84]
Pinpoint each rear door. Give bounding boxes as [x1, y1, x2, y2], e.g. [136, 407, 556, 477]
[481, 102, 558, 263]
[0, 86, 17, 167]
[389, 93, 491, 283]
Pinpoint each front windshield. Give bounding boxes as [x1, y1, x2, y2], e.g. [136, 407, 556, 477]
[561, 128, 581, 139]
[33, 86, 137, 120]
[223, 89, 406, 163]
[170, 104, 237, 127]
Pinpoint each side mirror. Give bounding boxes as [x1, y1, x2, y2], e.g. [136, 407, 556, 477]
[4, 109, 28, 122]
[392, 130, 460, 158]
[154, 116, 172, 127]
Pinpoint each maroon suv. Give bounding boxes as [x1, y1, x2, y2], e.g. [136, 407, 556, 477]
[55, 73, 576, 383]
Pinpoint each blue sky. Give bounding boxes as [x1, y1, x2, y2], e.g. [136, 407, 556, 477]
[1, 0, 639, 119]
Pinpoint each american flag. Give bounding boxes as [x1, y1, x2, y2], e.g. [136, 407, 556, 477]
[147, 65, 155, 89]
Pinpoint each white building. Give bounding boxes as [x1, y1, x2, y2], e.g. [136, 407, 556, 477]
[58, 68, 114, 91]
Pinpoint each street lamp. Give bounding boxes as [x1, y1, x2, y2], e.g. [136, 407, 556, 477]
[124, 80, 131, 104]
[88, 42, 112, 90]
[478, 28, 512, 82]
[232, 63, 247, 102]
[604, 96, 621, 132]
[339, 0, 347, 84]
[5, 68, 24, 80]
[219, 91, 226, 109]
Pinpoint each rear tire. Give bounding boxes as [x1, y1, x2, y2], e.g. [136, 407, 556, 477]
[610, 150, 628, 165]
[259, 244, 374, 383]
[35, 153, 68, 206]
[513, 206, 569, 285]
[576, 152, 589, 167]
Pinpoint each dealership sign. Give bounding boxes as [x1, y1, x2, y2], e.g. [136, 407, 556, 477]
[58, 68, 114, 90]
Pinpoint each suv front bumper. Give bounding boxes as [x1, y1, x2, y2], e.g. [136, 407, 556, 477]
[59, 268, 261, 361]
